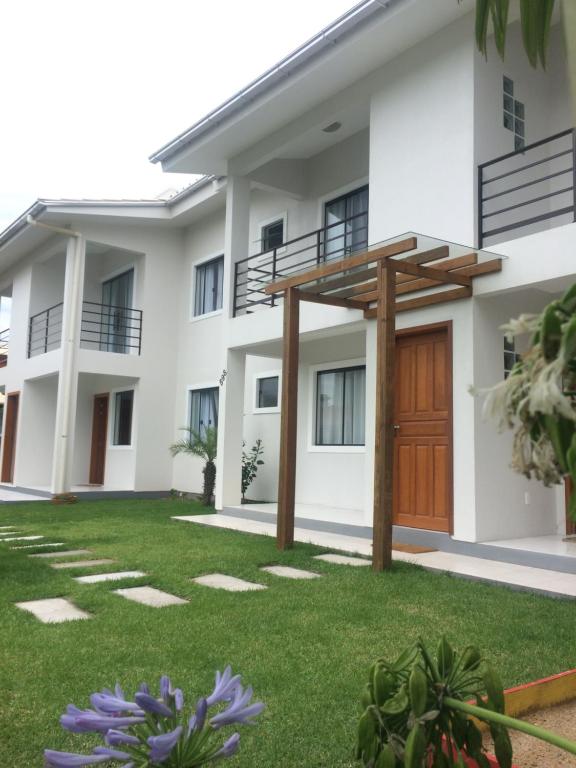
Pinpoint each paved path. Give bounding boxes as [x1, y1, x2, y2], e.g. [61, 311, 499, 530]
[173, 514, 576, 600]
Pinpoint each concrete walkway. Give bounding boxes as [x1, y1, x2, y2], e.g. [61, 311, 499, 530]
[173, 513, 576, 600]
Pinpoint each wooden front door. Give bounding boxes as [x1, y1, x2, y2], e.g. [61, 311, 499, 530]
[393, 325, 452, 532]
[89, 394, 109, 485]
[1, 393, 19, 483]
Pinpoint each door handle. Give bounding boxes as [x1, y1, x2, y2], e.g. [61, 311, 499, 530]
[393, 424, 400, 434]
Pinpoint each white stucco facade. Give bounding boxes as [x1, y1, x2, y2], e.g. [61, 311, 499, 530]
[0, 0, 572, 546]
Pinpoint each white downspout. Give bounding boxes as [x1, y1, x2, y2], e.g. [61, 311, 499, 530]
[28, 217, 86, 496]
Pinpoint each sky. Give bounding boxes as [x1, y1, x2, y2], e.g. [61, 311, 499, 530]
[0, 0, 357, 233]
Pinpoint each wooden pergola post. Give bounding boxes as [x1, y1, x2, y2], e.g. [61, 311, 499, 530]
[372, 261, 396, 572]
[277, 286, 300, 549]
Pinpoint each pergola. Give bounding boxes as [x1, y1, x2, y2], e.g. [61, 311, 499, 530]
[263, 234, 503, 572]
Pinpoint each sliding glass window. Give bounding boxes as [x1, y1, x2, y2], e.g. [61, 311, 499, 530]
[315, 366, 366, 446]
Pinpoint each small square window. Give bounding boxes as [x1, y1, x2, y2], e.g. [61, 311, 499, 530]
[113, 390, 134, 446]
[503, 112, 514, 131]
[503, 94, 514, 113]
[514, 135, 525, 151]
[514, 100, 525, 119]
[256, 376, 279, 409]
[261, 220, 284, 252]
[515, 119, 525, 137]
[503, 76, 514, 96]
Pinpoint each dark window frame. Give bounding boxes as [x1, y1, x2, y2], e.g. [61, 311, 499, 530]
[112, 390, 134, 446]
[194, 256, 224, 317]
[322, 185, 369, 263]
[189, 387, 219, 436]
[256, 375, 279, 410]
[261, 219, 285, 253]
[315, 365, 366, 447]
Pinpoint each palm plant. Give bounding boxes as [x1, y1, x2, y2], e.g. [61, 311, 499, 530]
[170, 426, 217, 507]
[470, 0, 575, 120]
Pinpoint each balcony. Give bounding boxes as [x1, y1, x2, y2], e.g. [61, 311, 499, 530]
[233, 212, 368, 316]
[479, 128, 576, 247]
[28, 301, 143, 358]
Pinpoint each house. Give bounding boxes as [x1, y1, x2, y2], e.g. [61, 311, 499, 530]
[0, 0, 573, 558]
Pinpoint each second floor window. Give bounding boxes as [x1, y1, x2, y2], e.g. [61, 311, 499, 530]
[194, 256, 224, 317]
[189, 387, 219, 437]
[261, 219, 284, 252]
[316, 366, 366, 446]
[324, 186, 369, 262]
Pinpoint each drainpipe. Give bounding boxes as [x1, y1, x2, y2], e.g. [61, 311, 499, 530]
[27, 216, 86, 496]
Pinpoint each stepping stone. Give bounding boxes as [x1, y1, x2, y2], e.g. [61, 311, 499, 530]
[29, 549, 91, 559]
[2, 535, 43, 542]
[0, 531, 22, 536]
[74, 570, 146, 584]
[51, 559, 115, 570]
[192, 574, 266, 592]
[0, 525, 15, 529]
[314, 554, 371, 567]
[114, 586, 188, 607]
[15, 598, 91, 623]
[260, 565, 321, 580]
[11, 542, 64, 550]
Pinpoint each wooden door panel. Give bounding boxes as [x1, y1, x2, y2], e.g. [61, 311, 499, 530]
[89, 394, 109, 485]
[393, 326, 452, 532]
[1, 393, 19, 483]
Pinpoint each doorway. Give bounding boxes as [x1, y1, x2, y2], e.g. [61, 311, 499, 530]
[89, 393, 109, 485]
[101, 269, 134, 353]
[393, 324, 453, 533]
[1, 392, 19, 483]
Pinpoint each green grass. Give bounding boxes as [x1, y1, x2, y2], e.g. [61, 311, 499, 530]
[0, 499, 574, 766]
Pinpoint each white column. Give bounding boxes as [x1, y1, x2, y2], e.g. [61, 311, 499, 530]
[222, 175, 250, 318]
[51, 235, 86, 495]
[215, 348, 246, 510]
[363, 320, 377, 525]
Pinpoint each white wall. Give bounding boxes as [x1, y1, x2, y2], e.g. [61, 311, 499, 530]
[73, 373, 138, 489]
[472, 291, 560, 541]
[15, 374, 58, 487]
[369, 16, 476, 245]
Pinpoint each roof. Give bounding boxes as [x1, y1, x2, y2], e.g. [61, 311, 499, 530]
[149, 0, 402, 166]
[0, 175, 218, 253]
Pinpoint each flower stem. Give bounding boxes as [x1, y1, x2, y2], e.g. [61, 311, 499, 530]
[444, 697, 576, 756]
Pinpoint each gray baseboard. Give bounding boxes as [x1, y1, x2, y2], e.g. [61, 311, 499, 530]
[223, 506, 576, 575]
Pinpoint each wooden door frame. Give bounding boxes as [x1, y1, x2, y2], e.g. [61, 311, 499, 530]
[395, 320, 454, 536]
[89, 393, 109, 486]
[1, 391, 20, 484]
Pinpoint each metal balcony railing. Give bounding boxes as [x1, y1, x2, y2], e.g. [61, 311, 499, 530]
[80, 301, 142, 355]
[233, 212, 368, 316]
[478, 128, 576, 247]
[28, 302, 64, 357]
[28, 300, 142, 357]
[0, 328, 9, 368]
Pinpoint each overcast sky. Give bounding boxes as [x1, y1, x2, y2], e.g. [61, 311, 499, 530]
[0, 0, 356, 233]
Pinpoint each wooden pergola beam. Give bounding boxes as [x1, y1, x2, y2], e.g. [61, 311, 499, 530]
[264, 236, 417, 295]
[277, 286, 300, 550]
[392, 259, 472, 287]
[301, 245, 450, 298]
[363, 286, 473, 319]
[299, 292, 368, 311]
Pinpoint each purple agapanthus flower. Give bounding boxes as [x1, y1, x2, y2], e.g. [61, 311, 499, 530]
[210, 684, 265, 729]
[134, 691, 174, 718]
[206, 666, 242, 706]
[148, 725, 183, 762]
[46, 670, 264, 767]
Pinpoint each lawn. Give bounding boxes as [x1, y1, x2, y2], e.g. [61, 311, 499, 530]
[0, 499, 575, 767]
